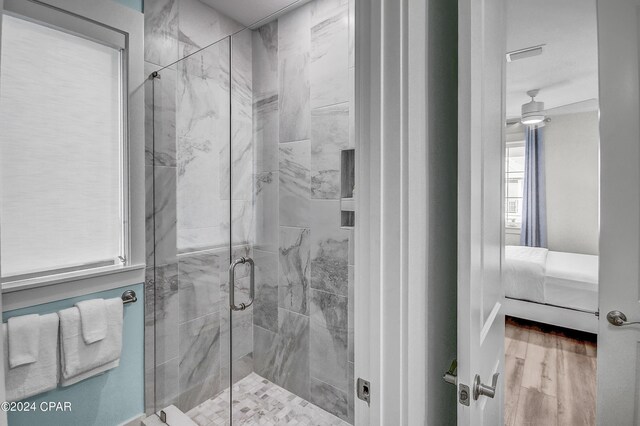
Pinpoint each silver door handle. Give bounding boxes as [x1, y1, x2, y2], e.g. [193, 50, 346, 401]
[473, 372, 498, 400]
[229, 257, 255, 311]
[606, 310, 640, 326]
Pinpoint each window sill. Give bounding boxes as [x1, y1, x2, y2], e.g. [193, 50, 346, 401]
[2, 263, 146, 311]
[505, 227, 521, 234]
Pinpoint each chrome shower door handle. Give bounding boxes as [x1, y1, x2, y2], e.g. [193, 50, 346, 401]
[229, 257, 255, 311]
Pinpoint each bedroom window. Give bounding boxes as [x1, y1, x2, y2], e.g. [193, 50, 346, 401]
[505, 142, 525, 229]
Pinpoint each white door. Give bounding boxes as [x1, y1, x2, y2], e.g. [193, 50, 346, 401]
[458, 0, 506, 424]
[596, 0, 640, 423]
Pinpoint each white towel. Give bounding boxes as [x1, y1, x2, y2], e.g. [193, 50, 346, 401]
[58, 297, 123, 386]
[7, 314, 40, 368]
[75, 299, 107, 344]
[3, 313, 59, 401]
[60, 359, 120, 387]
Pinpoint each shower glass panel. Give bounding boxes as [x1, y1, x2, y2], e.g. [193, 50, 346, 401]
[148, 35, 232, 422]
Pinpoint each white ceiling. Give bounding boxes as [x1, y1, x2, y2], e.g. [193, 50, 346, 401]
[200, 0, 312, 28]
[506, 0, 599, 118]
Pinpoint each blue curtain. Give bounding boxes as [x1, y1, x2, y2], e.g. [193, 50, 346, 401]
[520, 126, 547, 247]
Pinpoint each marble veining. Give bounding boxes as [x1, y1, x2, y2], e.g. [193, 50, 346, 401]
[310, 0, 349, 108]
[145, 166, 155, 268]
[253, 309, 310, 400]
[252, 21, 278, 102]
[279, 227, 311, 316]
[179, 313, 221, 395]
[148, 263, 179, 366]
[153, 166, 178, 267]
[178, 250, 223, 324]
[178, 371, 221, 413]
[177, 70, 227, 144]
[220, 352, 253, 388]
[279, 141, 311, 227]
[348, 265, 354, 363]
[253, 94, 279, 174]
[144, 0, 178, 67]
[253, 21, 279, 174]
[178, 0, 242, 50]
[153, 357, 180, 410]
[310, 377, 350, 422]
[310, 201, 349, 295]
[310, 289, 349, 391]
[311, 103, 349, 198]
[179, 40, 230, 80]
[176, 43, 231, 251]
[278, 5, 311, 143]
[220, 308, 253, 367]
[279, 53, 311, 143]
[253, 249, 279, 333]
[145, 62, 177, 167]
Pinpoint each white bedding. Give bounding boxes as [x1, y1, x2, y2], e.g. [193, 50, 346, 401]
[503, 246, 549, 303]
[504, 246, 599, 312]
[545, 251, 599, 312]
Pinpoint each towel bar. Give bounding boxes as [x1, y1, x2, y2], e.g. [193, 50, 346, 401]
[121, 290, 137, 305]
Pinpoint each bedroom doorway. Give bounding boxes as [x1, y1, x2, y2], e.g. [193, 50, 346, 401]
[459, 0, 640, 424]
[501, 0, 600, 424]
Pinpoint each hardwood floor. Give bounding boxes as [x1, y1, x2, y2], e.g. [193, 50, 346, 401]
[505, 316, 597, 426]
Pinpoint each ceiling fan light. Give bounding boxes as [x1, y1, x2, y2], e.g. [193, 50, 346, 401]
[521, 115, 545, 125]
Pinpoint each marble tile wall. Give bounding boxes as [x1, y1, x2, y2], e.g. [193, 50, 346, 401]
[251, 0, 355, 422]
[146, 0, 355, 421]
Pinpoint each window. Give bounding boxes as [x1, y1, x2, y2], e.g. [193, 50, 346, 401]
[0, 13, 126, 281]
[505, 143, 525, 229]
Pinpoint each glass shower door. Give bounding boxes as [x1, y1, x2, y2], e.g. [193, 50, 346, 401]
[226, 27, 259, 424]
[148, 35, 233, 423]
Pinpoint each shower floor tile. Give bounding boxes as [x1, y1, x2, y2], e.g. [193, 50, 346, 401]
[186, 372, 350, 426]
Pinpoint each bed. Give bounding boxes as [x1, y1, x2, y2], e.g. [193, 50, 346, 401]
[503, 245, 599, 333]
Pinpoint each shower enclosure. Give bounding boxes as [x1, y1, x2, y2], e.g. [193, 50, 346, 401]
[144, 0, 355, 423]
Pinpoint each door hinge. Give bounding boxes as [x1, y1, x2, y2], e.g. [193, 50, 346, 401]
[459, 383, 470, 406]
[357, 378, 371, 406]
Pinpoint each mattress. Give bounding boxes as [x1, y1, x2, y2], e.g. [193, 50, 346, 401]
[504, 246, 599, 313]
[544, 251, 599, 312]
[503, 246, 548, 303]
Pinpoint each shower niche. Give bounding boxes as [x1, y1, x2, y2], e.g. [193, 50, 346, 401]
[341, 148, 355, 228]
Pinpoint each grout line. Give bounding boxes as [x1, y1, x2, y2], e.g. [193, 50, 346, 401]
[309, 375, 349, 396]
[310, 100, 350, 111]
[279, 138, 311, 144]
[309, 287, 348, 299]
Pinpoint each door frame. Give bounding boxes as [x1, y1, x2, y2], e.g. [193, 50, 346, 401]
[354, 0, 458, 424]
[596, 0, 640, 423]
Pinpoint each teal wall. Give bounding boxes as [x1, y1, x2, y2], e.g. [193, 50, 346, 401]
[3, 284, 145, 426]
[113, 0, 143, 13]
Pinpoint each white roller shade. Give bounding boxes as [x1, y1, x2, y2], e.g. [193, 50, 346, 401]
[0, 14, 124, 278]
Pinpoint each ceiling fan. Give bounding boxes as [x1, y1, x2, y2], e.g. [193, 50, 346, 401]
[521, 89, 546, 125]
